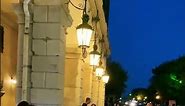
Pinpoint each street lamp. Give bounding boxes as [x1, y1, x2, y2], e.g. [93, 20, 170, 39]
[76, 18, 93, 47]
[10, 77, 17, 84]
[89, 11, 101, 66]
[137, 95, 142, 101]
[76, 0, 93, 58]
[155, 95, 160, 100]
[95, 65, 104, 79]
[90, 50, 100, 66]
[89, 44, 101, 66]
[102, 73, 109, 83]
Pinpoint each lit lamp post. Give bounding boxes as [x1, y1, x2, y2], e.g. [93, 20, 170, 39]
[95, 65, 105, 79]
[102, 74, 109, 84]
[89, 10, 101, 66]
[102, 73, 109, 106]
[89, 45, 101, 66]
[155, 95, 160, 100]
[95, 60, 105, 106]
[76, 0, 93, 58]
[137, 95, 142, 101]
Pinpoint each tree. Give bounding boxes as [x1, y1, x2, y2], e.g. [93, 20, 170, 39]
[149, 56, 185, 105]
[105, 58, 128, 104]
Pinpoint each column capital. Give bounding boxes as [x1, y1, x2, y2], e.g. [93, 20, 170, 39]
[13, 3, 72, 27]
[12, 3, 26, 24]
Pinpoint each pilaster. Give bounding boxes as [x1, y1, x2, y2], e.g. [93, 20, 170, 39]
[81, 65, 93, 102]
[91, 73, 99, 105]
[64, 49, 82, 106]
[14, 1, 72, 106]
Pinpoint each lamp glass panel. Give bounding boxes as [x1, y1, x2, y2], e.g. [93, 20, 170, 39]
[77, 28, 93, 47]
[102, 75, 109, 83]
[90, 53, 100, 66]
[95, 67, 104, 77]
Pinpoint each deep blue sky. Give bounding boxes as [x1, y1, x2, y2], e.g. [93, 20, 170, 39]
[109, 0, 185, 94]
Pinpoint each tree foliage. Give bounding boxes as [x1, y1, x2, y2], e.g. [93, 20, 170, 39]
[105, 58, 128, 98]
[149, 56, 185, 104]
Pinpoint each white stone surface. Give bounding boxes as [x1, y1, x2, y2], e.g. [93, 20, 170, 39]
[31, 72, 45, 88]
[16, 88, 22, 104]
[47, 40, 60, 55]
[59, 27, 65, 42]
[32, 40, 47, 55]
[32, 56, 59, 72]
[33, 23, 60, 39]
[48, 6, 61, 22]
[31, 88, 62, 104]
[45, 73, 63, 89]
[33, 5, 47, 22]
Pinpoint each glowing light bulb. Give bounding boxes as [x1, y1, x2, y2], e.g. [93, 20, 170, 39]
[10, 78, 17, 84]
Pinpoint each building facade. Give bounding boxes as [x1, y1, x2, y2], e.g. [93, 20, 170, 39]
[0, 0, 110, 106]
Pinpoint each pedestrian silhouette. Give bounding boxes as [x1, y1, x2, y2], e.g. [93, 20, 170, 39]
[17, 101, 30, 106]
[82, 97, 91, 106]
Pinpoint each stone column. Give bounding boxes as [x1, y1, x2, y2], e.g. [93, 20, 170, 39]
[64, 49, 82, 106]
[91, 73, 98, 105]
[14, 0, 72, 105]
[98, 80, 105, 106]
[31, 4, 71, 106]
[81, 65, 93, 102]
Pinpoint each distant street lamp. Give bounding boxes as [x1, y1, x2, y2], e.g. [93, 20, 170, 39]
[102, 74, 109, 83]
[95, 59, 105, 79]
[144, 96, 147, 99]
[89, 45, 101, 66]
[95, 66, 104, 79]
[137, 95, 142, 101]
[155, 95, 161, 100]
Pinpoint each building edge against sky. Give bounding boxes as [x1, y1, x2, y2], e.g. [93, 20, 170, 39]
[0, 0, 110, 106]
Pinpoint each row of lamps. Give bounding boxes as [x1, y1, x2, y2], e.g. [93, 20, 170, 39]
[72, 0, 109, 83]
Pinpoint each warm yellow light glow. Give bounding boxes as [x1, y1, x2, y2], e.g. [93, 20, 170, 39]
[95, 66, 104, 77]
[102, 74, 109, 83]
[137, 95, 142, 101]
[10, 78, 17, 84]
[156, 95, 160, 100]
[89, 51, 101, 66]
[144, 96, 147, 99]
[76, 24, 93, 47]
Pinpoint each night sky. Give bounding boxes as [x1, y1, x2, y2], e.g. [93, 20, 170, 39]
[109, 0, 185, 94]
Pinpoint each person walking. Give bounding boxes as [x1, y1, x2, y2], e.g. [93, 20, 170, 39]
[82, 97, 91, 106]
